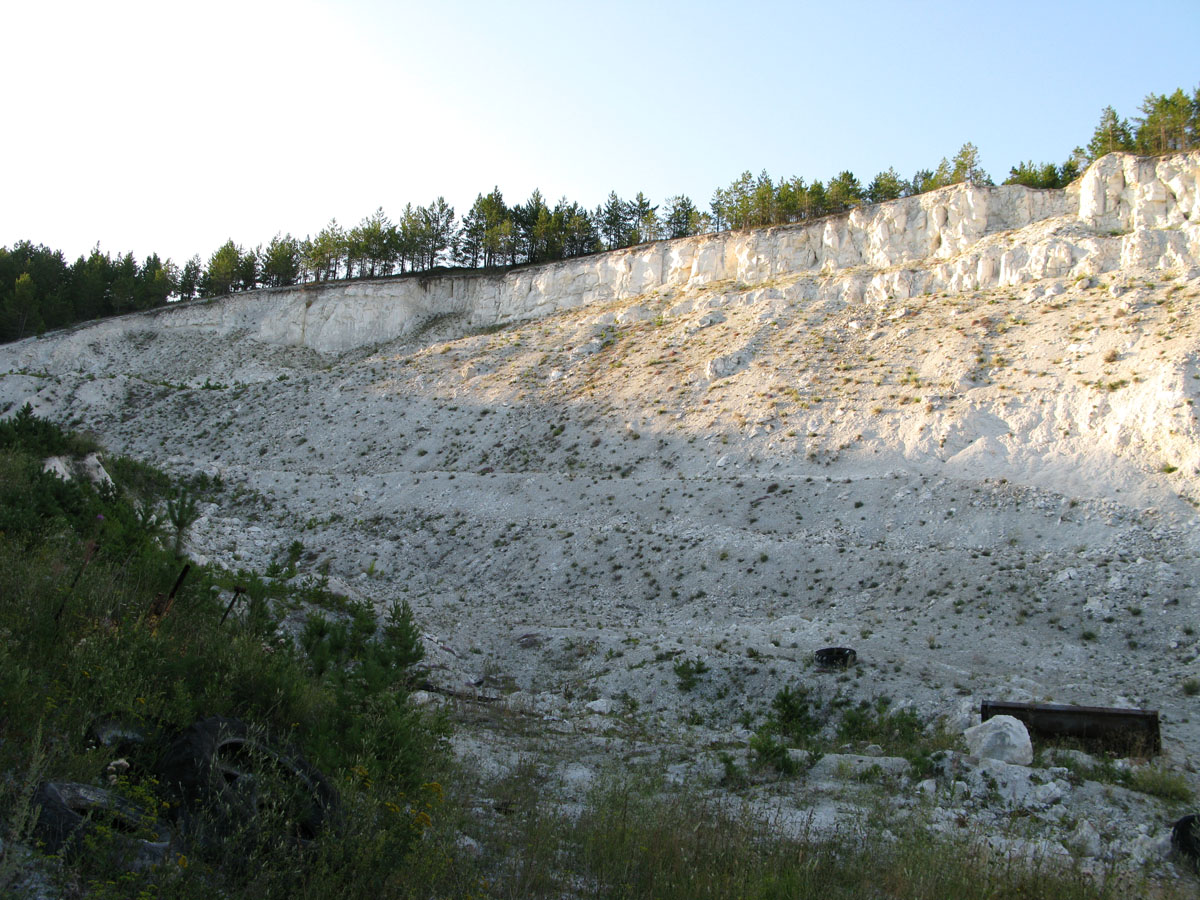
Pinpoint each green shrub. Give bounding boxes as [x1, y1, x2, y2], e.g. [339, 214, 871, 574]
[837, 697, 923, 745]
[750, 685, 827, 773]
[769, 684, 822, 745]
[0, 402, 98, 457]
[673, 658, 709, 692]
[749, 730, 800, 775]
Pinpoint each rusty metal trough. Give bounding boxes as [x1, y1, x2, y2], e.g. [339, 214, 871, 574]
[980, 700, 1161, 756]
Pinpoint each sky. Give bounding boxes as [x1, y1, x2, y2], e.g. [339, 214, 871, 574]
[3, 0, 1198, 266]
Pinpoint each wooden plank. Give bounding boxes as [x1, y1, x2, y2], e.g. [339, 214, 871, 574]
[980, 700, 1161, 755]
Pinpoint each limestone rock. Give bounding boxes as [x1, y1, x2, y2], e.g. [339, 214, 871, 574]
[41, 456, 73, 480]
[559, 762, 595, 796]
[786, 748, 813, 768]
[455, 833, 483, 858]
[706, 349, 750, 380]
[1043, 747, 1098, 770]
[808, 753, 911, 780]
[963, 715, 1033, 765]
[80, 452, 113, 488]
[1069, 819, 1104, 858]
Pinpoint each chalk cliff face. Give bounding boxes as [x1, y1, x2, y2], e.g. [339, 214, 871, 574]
[18, 152, 1192, 360]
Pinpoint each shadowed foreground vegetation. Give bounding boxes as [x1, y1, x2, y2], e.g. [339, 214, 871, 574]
[0, 406, 444, 897]
[0, 407, 1192, 898]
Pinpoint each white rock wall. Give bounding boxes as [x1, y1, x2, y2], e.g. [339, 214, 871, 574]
[1078, 152, 1200, 230]
[8, 152, 1199, 359]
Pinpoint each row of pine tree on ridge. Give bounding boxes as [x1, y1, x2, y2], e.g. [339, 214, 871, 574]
[1, 88, 1197, 344]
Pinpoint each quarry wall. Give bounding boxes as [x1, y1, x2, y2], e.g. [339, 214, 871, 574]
[22, 153, 1200, 356]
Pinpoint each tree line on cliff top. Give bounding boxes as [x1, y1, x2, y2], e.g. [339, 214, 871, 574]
[2, 86, 1198, 344]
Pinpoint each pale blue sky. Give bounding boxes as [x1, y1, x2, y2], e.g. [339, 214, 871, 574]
[3, 0, 1197, 265]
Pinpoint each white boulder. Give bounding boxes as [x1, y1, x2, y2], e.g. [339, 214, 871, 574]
[963, 715, 1033, 765]
[559, 762, 595, 796]
[41, 456, 73, 480]
[80, 452, 113, 488]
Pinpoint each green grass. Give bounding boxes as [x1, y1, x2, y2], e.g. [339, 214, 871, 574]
[1125, 765, 1194, 803]
[1047, 746, 1193, 806]
[431, 772, 1180, 900]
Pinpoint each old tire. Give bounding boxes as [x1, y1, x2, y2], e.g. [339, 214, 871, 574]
[156, 716, 338, 846]
[814, 647, 857, 669]
[32, 782, 171, 870]
[1173, 814, 1200, 868]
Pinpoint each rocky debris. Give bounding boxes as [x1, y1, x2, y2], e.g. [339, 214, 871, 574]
[79, 452, 114, 488]
[455, 832, 484, 858]
[964, 715, 1033, 765]
[558, 762, 596, 797]
[937, 752, 1066, 808]
[1042, 747, 1101, 771]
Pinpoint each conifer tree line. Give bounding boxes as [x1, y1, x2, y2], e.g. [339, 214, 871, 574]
[3, 85, 1198, 344]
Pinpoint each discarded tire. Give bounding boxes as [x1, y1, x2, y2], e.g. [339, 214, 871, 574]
[1172, 814, 1200, 868]
[32, 782, 171, 870]
[814, 647, 856, 669]
[156, 717, 338, 846]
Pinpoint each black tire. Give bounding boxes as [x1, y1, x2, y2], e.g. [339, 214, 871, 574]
[1173, 814, 1200, 868]
[32, 782, 171, 870]
[814, 647, 857, 669]
[156, 716, 339, 846]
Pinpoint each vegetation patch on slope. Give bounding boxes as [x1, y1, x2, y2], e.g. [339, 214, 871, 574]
[0, 406, 443, 898]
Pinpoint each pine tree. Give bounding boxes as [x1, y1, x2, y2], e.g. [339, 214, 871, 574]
[600, 192, 631, 250]
[663, 195, 700, 238]
[178, 256, 202, 299]
[775, 177, 806, 222]
[866, 168, 907, 203]
[1085, 106, 1135, 160]
[260, 234, 301, 287]
[725, 172, 754, 229]
[421, 198, 455, 269]
[750, 171, 775, 227]
[1135, 90, 1196, 154]
[627, 192, 658, 244]
[201, 240, 240, 296]
[457, 195, 487, 267]
[827, 171, 864, 211]
[950, 143, 991, 185]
